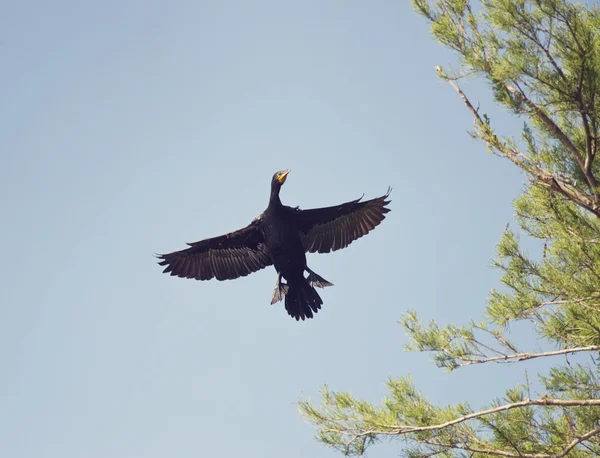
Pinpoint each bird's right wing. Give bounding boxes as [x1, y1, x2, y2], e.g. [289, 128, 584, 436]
[157, 220, 272, 281]
[295, 189, 391, 254]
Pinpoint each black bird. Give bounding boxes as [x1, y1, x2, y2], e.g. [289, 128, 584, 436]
[157, 170, 391, 320]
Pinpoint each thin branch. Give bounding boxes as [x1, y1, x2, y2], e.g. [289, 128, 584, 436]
[575, 61, 595, 172]
[395, 398, 600, 434]
[479, 417, 525, 457]
[510, 18, 566, 82]
[454, 345, 600, 367]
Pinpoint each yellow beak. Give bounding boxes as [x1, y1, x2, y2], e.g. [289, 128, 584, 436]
[278, 169, 291, 184]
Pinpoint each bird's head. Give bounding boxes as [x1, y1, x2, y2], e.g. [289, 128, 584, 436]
[271, 169, 290, 192]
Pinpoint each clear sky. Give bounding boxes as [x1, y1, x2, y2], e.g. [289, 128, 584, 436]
[1, 1, 549, 457]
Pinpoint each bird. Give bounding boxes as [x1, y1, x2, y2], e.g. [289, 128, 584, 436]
[157, 169, 391, 321]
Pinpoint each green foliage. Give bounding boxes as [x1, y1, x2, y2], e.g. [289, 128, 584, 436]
[300, 0, 600, 456]
[300, 372, 600, 456]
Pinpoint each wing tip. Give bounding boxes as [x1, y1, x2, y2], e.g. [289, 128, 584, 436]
[356, 187, 392, 204]
[382, 186, 392, 207]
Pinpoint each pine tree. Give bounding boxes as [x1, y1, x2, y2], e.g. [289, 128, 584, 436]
[299, 0, 600, 456]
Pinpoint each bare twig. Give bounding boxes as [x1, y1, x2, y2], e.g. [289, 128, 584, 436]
[440, 73, 600, 217]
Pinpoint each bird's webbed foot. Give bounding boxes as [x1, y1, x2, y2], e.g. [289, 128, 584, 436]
[305, 267, 334, 288]
[270, 274, 289, 304]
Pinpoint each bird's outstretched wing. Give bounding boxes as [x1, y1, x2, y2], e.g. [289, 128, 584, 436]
[157, 220, 272, 281]
[295, 188, 391, 254]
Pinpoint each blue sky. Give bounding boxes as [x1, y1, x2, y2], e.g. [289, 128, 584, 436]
[1, 1, 550, 457]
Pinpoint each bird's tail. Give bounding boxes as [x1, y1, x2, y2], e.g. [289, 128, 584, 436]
[285, 280, 322, 321]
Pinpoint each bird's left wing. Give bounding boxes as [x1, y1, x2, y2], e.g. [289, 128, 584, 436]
[295, 189, 391, 254]
[157, 220, 272, 281]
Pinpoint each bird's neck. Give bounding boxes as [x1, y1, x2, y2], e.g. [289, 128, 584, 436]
[269, 189, 282, 208]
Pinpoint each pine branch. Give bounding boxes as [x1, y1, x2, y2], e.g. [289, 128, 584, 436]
[574, 61, 596, 173]
[455, 345, 600, 367]
[395, 398, 600, 434]
[417, 426, 600, 458]
[308, 397, 600, 457]
[502, 81, 598, 193]
[314, 398, 600, 436]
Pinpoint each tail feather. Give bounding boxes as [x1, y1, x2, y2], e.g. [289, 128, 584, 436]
[285, 281, 322, 321]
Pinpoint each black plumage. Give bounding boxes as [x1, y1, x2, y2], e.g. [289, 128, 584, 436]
[157, 170, 391, 320]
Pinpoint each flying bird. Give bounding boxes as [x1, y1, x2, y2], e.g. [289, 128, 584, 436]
[157, 170, 391, 321]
